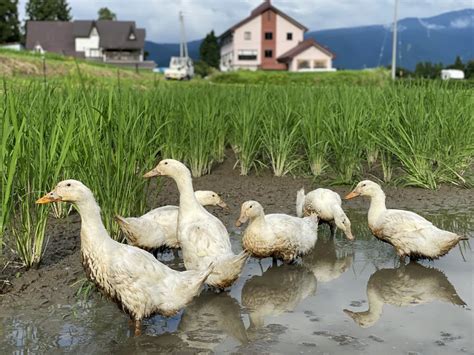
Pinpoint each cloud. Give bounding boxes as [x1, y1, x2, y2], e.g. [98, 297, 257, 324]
[17, 0, 474, 42]
[450, 15, 474, 28]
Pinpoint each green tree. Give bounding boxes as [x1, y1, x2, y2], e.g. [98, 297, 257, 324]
[98, 7, 116, 20]
[448, 55, 465, 71]
[464, 60, 474, 79]
[0, 0, 20, 43]
[199, 30, 220, 69]
[26, 0, 71, 21]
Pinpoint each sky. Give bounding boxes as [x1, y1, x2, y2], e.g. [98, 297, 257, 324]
[18, 0, 474, 42]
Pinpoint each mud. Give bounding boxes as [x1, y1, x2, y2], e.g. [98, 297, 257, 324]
[0, 153, 472, 353]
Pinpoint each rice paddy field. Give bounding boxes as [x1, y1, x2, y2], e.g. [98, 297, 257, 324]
[0, 69, 473, 353]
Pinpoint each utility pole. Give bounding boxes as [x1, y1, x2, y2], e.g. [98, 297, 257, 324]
[391, 0, 399, 80]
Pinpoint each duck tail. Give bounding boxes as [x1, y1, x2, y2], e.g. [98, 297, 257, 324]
[114, 215, 129, 226]
[211, 251, 250, 288]
[296, 187, 305, 217]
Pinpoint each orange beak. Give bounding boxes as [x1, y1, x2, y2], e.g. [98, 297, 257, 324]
[36, 191, 61, 204]
[235, 213, 248, 227]
[143, 168, 161, 178]
[345, 191, 360, 200]
[218, 201, 229, 210]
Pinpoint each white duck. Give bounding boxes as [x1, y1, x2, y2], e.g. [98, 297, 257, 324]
[115, 190, 228, 252]
[236, 200, 319, 263]
[296, 187, 354, 240]
[344, 262, 466, 328]
[36, 180, 213, 335]
[345, 180, 468, 260]
[144, 159, 249, 290]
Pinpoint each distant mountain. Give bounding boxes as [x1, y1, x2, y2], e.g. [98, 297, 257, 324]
[145, 9, 474, 70]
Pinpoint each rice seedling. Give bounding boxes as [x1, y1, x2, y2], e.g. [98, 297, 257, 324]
[298, 88, 330, 176]
[230, 88, 265, 175]
[323, 87, 366, 184]
[261, 89, 302, 177]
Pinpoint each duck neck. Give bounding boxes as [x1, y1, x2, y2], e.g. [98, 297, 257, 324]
[75, 196, 110, 251]
[249, 213, 266, 229]
[367, 189, 387, 228]
[173, 171, 202, 213]
[365, 287, 384, 323]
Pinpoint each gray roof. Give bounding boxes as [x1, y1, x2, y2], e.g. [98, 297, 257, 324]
[25, 21, 76, 55]
[26, 20, 145, 53]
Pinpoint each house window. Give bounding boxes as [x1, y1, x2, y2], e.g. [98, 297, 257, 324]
[238, 49, 257, 60]
[265, 32, 273, 40]
[297, 60, 311, 70]
[244, 31, 251, 40]
[264, 50, 273, 58]
[287, 32, 293, 40]
[313, 60, 327, 68]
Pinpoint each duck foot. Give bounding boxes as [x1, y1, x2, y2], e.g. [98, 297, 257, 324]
[134, 320, 142, 336]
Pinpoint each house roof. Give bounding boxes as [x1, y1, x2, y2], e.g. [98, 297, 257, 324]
[278, 38, 336, 62]
[25, 21, 76, 55]
[26, 20, 145, 53]
[220, 0, 308, 39]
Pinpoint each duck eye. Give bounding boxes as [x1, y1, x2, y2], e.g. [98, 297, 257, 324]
[212, 194, 216, 197]
[164, 162, 168, 165]
[66, 183, 71, 187]
[249, 205, 253, 209]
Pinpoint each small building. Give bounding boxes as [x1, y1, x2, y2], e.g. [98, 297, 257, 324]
[440, 69, 464, 80]
[219, 0, 335, 72]
[25, 20, 155, 69]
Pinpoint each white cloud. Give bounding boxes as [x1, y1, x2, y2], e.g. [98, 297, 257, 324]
[450, 15, 474, 28]
[17, 0, 474, 42]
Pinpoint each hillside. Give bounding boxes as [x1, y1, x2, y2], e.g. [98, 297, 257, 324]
[145, 8, 474, 70]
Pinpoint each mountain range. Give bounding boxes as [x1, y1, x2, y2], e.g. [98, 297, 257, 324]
[145, 8, 474, 70]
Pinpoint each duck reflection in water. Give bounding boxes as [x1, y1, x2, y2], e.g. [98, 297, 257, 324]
[177, 292, 248, 350]
[302, 236, 353, 283]
[242, 263, 317, 331]
[344, 262, 466, 328]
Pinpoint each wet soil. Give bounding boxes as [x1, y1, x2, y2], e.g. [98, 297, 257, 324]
[0, 153, 472, 354]
[1, 153, 473, 304]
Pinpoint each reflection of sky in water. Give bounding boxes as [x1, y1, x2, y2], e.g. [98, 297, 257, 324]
[1, 210, 472, 354]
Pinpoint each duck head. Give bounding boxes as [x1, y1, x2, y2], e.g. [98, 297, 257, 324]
[235, 200, 264, 227]
[345, 180, 382, 200]
[143, 159, 190, 179]
[334, 212, 354, 240]
[36, 179, 92, 204]
[195, 190, 228, 209]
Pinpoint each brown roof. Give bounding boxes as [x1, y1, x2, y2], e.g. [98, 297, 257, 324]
[25, 21, 76, 55]
[220, 0, 308, 39]
[26, 20, 145, 54]
[278, 39, 336, 62]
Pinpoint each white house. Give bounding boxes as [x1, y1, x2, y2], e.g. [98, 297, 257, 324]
[219, 0, 335, 72]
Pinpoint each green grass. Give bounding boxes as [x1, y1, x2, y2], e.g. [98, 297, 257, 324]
[0, 71, 472, 268]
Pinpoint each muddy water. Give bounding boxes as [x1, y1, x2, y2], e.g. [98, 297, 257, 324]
[0, 209, 472, 354]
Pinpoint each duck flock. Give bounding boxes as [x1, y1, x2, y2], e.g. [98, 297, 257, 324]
[36, 159, 467, 335]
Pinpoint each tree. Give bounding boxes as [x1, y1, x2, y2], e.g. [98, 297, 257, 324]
[464, 60, 474, 79]
[447, 55, 465, 71]
[199, 30, 220, 69]
[98, 7, 116, 20]
[0, 0, 20, 43]
[26, 0, 71, 21]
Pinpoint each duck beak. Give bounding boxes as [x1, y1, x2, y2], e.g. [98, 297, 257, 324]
[345, 230, 355, 241]
[217, 200, 229, 210]
[345, 191, 360, 200]
[235, 213, 248, 227]
[36, 191, 61, 204]
[143, 167, 161, 178]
